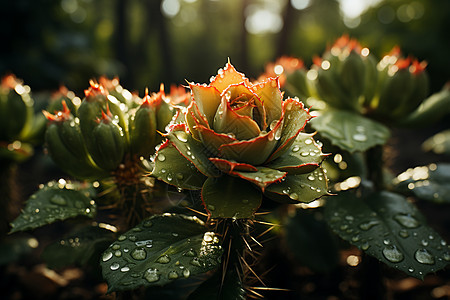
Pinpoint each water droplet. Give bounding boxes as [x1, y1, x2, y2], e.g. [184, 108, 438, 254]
[143, 220, 153, 227]
[307, 175, 315, 181]
[274, 129, 282, 140]
[305, 139, 312, 145]
[183, 268, 190, 278]
[157, 154, 166, 161]
[114, 250, 122, 257]
[393, 214, 420, 229]
[421, 239, 429, 247]
[190, 257, 202, 267]
[112, 244, 120, 250]
[168, 271, 179, 279]
[144, 268, 160, 283]
[383, 239, 391, 245]
[300, 152, 309, 157]
[135, 240, 153, 247]
[352, 133, 367, 142]
[358, 220, 380, 231]
[110, 263, 120, 270]
[382, 246, 404, 263]
[131, 248, 147, 260]
[174, 131, 188, 142]
[123, 248, 129, 253]
[50, 195, 67, 206]
[102, 252, 113, 262]
[351, 235, 360, 242]
[361, 242, 370, 250]
[443, 252, 450, 261]
[440, 240, 447, 246]
[167, 174, 173, 181]
[172, 232, 179, 237]
[156, 255, 171, 264]
[120, 266, 130, 272]
[408, 267, 414, 273]
[415, 249, 435, 265]
[118, 235, 126, 241]
[289, 193, 299, 200]
[292, 145, 300, 152]
[184, 249, 197, 257]
[128, 235, 137, 242]
[399, 229, 409, 238]
[345, 215, 354, 222]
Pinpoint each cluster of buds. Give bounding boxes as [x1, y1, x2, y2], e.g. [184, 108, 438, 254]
[44, 78, 189, 180]
[263, 35, 429, 123]
[0, 74, 44, 162]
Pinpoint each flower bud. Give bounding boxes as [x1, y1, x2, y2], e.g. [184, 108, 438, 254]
[0, 74, 33, 141]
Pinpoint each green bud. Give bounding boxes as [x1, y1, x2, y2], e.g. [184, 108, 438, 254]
[129, 95, 157, 158]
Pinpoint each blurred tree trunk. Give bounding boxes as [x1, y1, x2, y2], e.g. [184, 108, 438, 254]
[277, 1, 297, 58]
[238, 0, 249, 70]
[146, 0, 173, 85]
[115, 0, 134, 87]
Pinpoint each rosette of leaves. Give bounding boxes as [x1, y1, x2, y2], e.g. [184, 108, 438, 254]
[153, 62, 329, 219]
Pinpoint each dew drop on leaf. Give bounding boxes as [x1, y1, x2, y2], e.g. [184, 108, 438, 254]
[443, 252, 450, 261]
[131, 248, 147, 260]
[190, 257, 202, 267]
[175, 131, 188, 142]
[112, 244, 120, 250]
[110, 263, 120, 270]
[183, 268, 190, 278]
[398, 229, 409, 238]
[102, 252, 113, 262]
[156, 254, 171, 264]
[414, 249, 435, 265]
[382, 245, 404, 263]
[50, 195, 67, 206]
[168, 270, 179, 279]
[144, 268, 160, 283]
[359, 220, 380, 231]
[393, 213, 420, 229]
[120, 266, 130, 272]
[157, 154, 166, 162]
[114, 250, 122, 257]
[352, 133, 367, 142]
[118, 235, 126, 241]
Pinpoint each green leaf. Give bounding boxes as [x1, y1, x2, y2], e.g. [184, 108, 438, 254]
[167, 126, 221, 177]
[100, 214, 222, 292]
[324, 191, 450, 279]
[10, 182, 96, 233]
[202, 175, 262, 219]
[285, 209, 339, 273]
[266, 133, 326, 174]
[153, 140, 207, 190]
[187, 269, 245, 300]
[399, 84, 450, 127]
[422, 129, 450, 156]
[265, 167, 329, 203]
[42, 225, 115, 269]
[310, 110, 390, 152]
[230, 166, 286, 190]
[393, 163, 450, 204]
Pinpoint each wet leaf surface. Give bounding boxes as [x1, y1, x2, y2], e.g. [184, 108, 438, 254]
[10, 181, 96, 233]
[100, 214, 222, 292]
[310, 110, 390, 152]
[324, 191, 450, 279]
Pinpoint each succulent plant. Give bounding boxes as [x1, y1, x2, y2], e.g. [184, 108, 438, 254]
[0, 74, 45, 162]
[153, 62, 329, 219]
